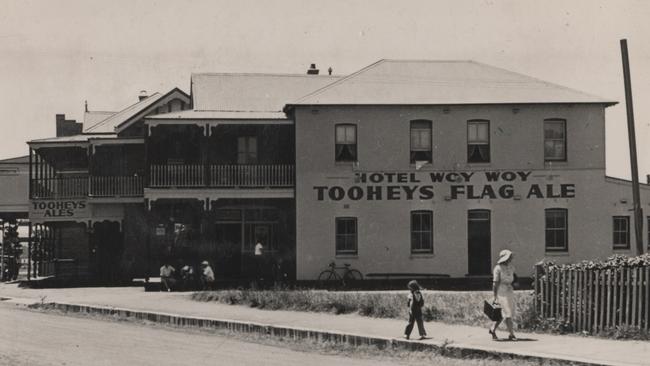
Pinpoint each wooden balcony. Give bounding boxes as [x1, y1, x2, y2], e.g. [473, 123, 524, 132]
[210, 165, 294, 187]
[31, 177, 88, 199]
[31, 176, 144, 199]
[148, 164, 294, 188]
[149, 164, 204, 188]
[90, 176, 143, 197]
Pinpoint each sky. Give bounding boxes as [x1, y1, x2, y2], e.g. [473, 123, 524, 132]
[1, 0, 649, 179]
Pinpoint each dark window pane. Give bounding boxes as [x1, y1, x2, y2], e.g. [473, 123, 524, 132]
[335, 217, 357, 254]
[468, 144, 489, 163]
[411, 211, 433, 253]
[545, 209, 567, 251]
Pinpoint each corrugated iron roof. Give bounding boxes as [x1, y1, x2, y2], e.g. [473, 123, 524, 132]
[84, 93, 163, 133]
[146, 110, 287, 120]
[289, 60, 616, 106]
[28, 134, 117, 144]
[82, 111, 116, 132]
[192, 73, 341, 112]
[0, 155, 29, 164]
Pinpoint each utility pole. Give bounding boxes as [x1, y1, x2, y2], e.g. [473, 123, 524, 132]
[620, 39, 644, 255]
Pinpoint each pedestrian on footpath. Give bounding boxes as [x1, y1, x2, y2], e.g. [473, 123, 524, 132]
[160, 261, 176, 292]
[200, 260, 215, 290]
[254, 239, 265, 282]
[489, 249, 517, 341]
[404, 280, 427, 340]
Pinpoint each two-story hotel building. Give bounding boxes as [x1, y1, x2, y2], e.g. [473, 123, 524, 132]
[26, 60, 650, 282]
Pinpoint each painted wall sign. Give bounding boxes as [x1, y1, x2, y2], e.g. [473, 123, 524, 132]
[29, 200, 89, 220]
[313, 170, 576, 201]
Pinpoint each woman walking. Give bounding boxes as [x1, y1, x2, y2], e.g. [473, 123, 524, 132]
[489, 249, 517, 341]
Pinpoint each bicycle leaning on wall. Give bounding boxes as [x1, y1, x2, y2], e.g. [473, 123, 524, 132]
[317, 261, 363, 287]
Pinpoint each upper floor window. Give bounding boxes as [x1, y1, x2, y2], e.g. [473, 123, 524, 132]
[545, 208, 568, 252]
[335, 124, 357, 162]
[411, 210, 433, 254]
[544, 119, 566, 161]
[613, 216, 630, 250]
[410, 120, 432, 164]
[335, 217, 358, 255]
[467, 120, 490, 163]
[237, 136, 258, 164]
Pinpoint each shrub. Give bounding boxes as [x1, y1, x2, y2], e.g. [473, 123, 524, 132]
[192, 289, 535, 328]
[543, 253, 650, 271]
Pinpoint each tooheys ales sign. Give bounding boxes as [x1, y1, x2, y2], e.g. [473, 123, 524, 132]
[29, 200, 88, 220]
[313, 170, 576, 201]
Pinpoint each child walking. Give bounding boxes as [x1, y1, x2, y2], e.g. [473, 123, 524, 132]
[404, 280, 427, 340]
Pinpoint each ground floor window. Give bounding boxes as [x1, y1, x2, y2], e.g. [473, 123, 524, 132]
[545, 208, 568, 252]
[335, 217, 357, 255]
[613, 216, 630, 250]
[411, 210, 433, 254]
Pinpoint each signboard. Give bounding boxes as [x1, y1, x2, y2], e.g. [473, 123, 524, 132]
[155, 225, 166, 236]
[29, 200, 89, 221]
[312, 170, 576, 201]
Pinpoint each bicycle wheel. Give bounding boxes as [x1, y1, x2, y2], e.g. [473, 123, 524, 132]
[343, 269, 363, 286]
[317, 270, 338, 288]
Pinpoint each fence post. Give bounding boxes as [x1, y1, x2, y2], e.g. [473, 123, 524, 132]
[572, 269, 577, 326]
[534, 263, 542, 315]
[636, 267, 643, 327]
[577, 270, 583, 332]
[643, 267, 650, 330]
[632, 268, 638, 327]
[625, 268, 631, 325]
[599, 270, 606, 331]
[587, 270, 593, 333]
[550, 269, 555, 319]
[593, 270, 600, 332]
[606, 269, 612, 329]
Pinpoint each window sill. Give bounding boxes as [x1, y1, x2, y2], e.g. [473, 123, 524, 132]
[335, 161, 357, 167]
[335, 254, 359, 259]
[613, 247, 631, 252]
[410, 253, 435, 259]
[409, 163, 433, 169]
[545, 251, 569, 256]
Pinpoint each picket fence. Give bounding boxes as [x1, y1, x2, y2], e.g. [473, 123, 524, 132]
[534, 265, 650, 332]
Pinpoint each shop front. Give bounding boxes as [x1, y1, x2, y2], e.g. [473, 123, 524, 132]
[146, 198, 295, 281]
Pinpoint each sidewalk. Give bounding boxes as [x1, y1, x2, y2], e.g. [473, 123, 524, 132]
[1, 284, 648, 365]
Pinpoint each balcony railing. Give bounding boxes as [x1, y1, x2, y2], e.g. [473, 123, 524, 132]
[90, 176, 143, 197]
[149, 164, 204, 188]
[148, 164, 294, 188]
[31, 177, 88, 199]
[31, 176, 144, 199]
[210, 165, 294, 187]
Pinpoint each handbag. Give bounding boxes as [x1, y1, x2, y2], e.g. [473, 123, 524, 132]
[483, 300, 503, 322]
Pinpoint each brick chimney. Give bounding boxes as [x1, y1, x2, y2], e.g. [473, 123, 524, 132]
[307, 63, 319, 75]
[55, 114, 82, 137]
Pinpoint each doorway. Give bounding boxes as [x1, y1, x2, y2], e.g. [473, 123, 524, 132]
[91, 221, 124, 283]
[467, 210, 491, 275]
[214, 223, 242, 277]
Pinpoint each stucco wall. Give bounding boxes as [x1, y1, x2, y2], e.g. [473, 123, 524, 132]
[294, 104, 649, 280]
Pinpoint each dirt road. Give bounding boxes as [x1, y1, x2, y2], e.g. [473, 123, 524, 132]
[0, 303, 398, 366]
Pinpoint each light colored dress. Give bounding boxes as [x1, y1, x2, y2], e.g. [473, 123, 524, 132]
[493, 263, 516, 319]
